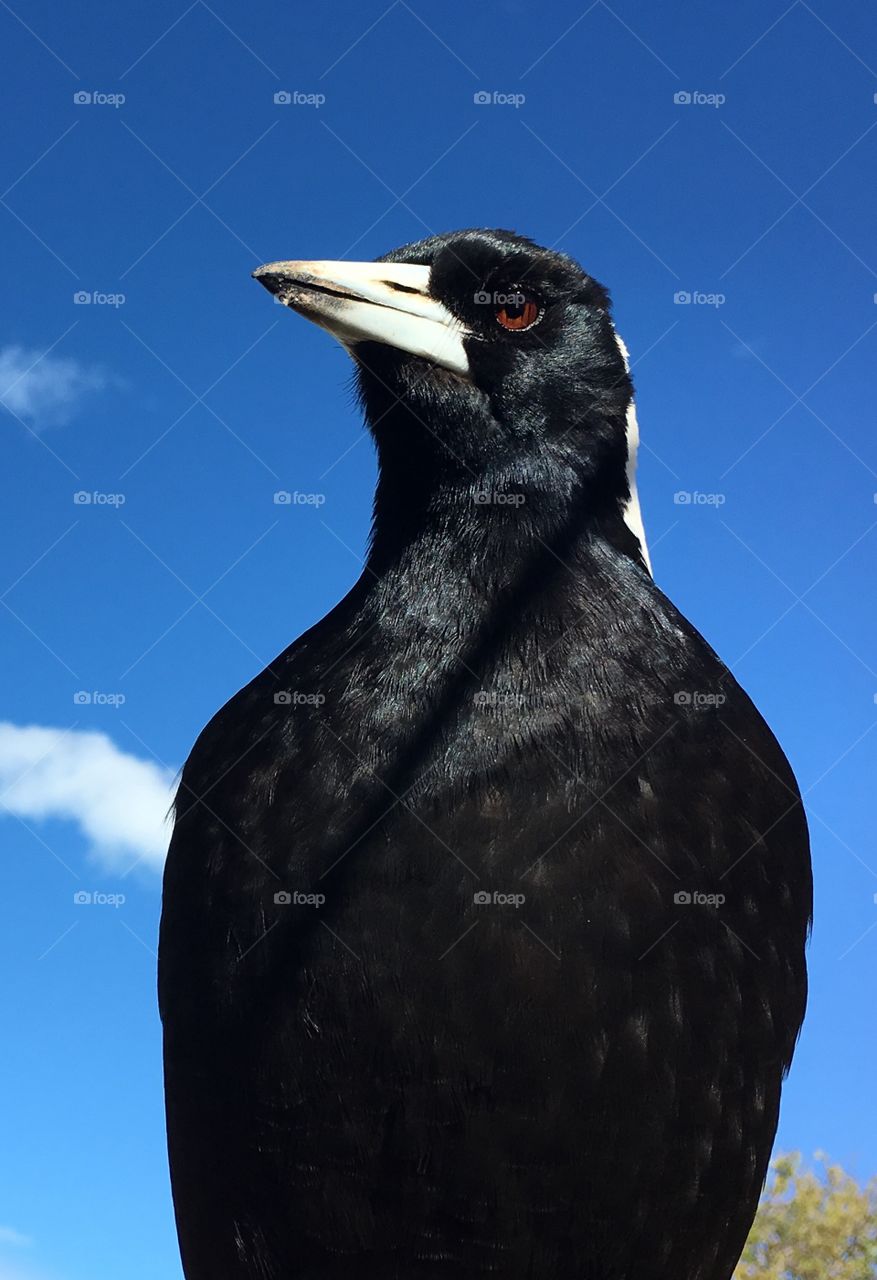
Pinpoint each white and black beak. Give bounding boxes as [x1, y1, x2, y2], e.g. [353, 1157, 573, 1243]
[253, 259, 471, 377]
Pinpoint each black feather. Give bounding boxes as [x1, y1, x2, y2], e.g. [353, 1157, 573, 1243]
[159, 229, 811, 1280]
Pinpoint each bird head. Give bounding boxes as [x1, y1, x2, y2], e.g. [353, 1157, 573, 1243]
[254, 228, 650, 573]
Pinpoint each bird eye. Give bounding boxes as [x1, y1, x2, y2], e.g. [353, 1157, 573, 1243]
[494, 292, 541, 332]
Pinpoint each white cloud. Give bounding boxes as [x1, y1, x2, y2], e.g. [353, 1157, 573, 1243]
[0, 723, 176, 871]
[0, 1229, 70, 1280]
[0, 1232, 55, 1280]
[0, 345, 106, 428]
[0, 1263, 61, 1280]
[0, 1230, 31, 1249]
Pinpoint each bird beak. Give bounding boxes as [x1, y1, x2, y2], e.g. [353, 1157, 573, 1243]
[253, 259, 471, 378]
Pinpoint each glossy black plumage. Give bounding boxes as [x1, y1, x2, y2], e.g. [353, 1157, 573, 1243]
[159, 229, 811, 1280]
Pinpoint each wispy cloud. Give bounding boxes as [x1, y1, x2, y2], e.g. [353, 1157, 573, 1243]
[0, 345, 106, 428]
[0, 1228, 69, 1280]
[0, 1230, 54, 1280]
[0, 1262, 62, 1280]
[0, 1230, 31, 1250]
[0, 723, 175, 871]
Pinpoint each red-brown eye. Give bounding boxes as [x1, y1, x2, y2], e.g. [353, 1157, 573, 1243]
[495, 294, 541, 331]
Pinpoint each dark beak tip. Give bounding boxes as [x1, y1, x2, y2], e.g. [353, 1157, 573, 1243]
[253, 268, 283, 295]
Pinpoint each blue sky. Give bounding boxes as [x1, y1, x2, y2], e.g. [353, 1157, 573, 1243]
[1, 2, 876, 1276]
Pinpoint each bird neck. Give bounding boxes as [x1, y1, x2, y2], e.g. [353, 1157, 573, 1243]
[364, 414, 649, 588]
[351, 449, 657, 736]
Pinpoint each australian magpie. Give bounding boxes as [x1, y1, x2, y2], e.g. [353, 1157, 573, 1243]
[159, 228, 812, 1280]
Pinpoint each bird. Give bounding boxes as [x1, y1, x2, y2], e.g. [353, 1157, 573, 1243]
[159, 228, 812, 1280]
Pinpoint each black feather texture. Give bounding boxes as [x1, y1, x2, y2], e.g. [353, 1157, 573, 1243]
[159, 229, 811, 1280]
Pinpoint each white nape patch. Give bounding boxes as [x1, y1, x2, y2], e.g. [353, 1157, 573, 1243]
[612, 330, 652, 577]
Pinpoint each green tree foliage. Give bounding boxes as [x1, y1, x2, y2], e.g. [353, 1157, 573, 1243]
[735, 1152, 877, 1279]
